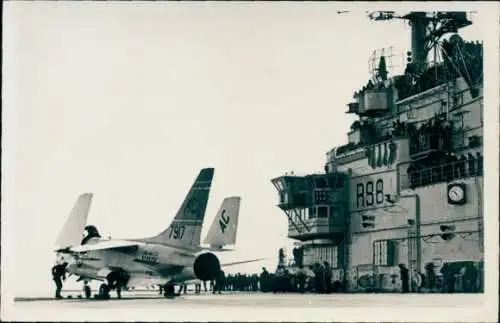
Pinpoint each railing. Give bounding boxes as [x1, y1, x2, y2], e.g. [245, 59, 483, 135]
[278, 190, 346, 210]
[395, 41, 482, 102]
[288, 217, 346, 237]
[329, 135, 400, 164]
[409, 132, 453, 157]
[401, 158, 483, 190]
[333, 142, 363, 157]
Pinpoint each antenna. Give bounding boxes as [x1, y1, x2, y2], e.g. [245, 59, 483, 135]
[366, 11, 473, 75]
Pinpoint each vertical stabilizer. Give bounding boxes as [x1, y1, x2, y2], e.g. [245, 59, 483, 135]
[55, 193, 94, 250]
[141, 168, 214, 249]
[203, 196, 241, 249]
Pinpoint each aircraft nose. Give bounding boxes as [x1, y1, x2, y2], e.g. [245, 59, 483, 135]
[58, 254, 78, 266]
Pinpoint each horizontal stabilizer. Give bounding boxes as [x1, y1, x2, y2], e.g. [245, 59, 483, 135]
[221, 258, 267, 268]
[201, 247, 235, 252]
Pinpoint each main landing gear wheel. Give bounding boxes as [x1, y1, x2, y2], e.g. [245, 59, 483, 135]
[84, 285, 92, 299]
[163, 284, 176, 298]
[98, 283, 110, 299]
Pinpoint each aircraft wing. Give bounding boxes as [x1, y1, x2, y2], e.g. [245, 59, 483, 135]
[60, 240, 141, 253]
[221, 258, 267, 267]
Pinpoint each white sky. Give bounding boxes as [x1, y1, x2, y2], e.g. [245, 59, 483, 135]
[2, 1, 497, 304]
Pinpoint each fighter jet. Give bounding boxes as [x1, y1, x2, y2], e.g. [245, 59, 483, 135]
[54, 168, 261, 299]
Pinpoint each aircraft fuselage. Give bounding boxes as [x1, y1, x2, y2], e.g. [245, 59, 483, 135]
[65, 240, 204, 288]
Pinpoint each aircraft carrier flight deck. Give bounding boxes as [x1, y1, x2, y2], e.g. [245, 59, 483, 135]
[11, 290, 485, 322]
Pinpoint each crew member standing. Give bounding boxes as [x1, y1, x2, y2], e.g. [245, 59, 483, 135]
[178, 283, 188, 294]
[297, 264, 306, 293]
[260, 267, 270, 292]
[465, 262, 478, 293]
[424, 262, 436, 292]
[314, 263, 324, 293]
[323, 261, 332, 293]
[214, 270, 225, 294]
[399, 264, 409, 293]
[203, 280, 208, 292]
[51, 262, 68, 299]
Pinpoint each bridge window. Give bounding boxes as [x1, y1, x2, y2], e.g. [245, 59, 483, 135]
[374, 240, 397, 266]
[308, 207, 316, 219]
[317, 206, 328, 218]
[309, 245, 338, 268]
[314, 190, 329, 204]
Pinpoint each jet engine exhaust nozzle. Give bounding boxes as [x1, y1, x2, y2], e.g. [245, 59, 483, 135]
[193, 252, 221, 281]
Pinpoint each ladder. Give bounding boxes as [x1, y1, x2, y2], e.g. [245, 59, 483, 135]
[285, 208, 311, 234]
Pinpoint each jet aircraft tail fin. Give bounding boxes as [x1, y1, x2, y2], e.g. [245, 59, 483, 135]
[55, 193, 94, 250]
[140, 168, 214, 249]
[203, 196, 241, 249]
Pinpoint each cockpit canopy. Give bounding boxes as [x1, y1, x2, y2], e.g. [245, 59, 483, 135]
[81, 225, 101, 245]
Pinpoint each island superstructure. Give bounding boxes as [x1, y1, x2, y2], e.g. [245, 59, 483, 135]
[271, 11, 483, 292]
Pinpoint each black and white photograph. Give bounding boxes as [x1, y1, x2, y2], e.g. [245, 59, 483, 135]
[2, 1, 499, 322]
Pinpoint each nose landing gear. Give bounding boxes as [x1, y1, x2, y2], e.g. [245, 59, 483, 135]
[83, 282, 92, 299]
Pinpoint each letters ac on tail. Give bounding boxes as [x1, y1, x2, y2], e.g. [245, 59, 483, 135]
[203, 197, 241, 250]
[219, 209, 231, 234]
